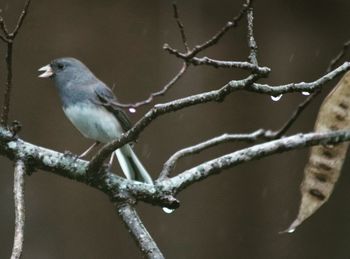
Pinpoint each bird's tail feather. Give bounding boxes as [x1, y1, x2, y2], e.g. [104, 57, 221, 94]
[115, 145, 153, 184]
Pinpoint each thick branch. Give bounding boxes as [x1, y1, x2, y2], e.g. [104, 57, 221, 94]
[116, 202, 164, 259]
[0, 127, 179, 209]
[11, 160, 26, 259]
[1, 126, 350, 210]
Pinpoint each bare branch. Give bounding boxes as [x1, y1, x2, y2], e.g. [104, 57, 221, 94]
[1, 123, 350, 212]
[270, 89, 321, 138]
[250, 62, 350, 95]
[158, 129, 266, 180]
[11, 160, 26, 259]
[1, 42, 13, 125]
[172, 2, 189, 52]
[247, 8, 258, 65]
[0, 127, 179, 209]
[163, 0, 254, 62]
[116, 202, 164, 259]
[269, 40, 350, 138]
[0, 0, 31, 125]
[11, 0, 31, 39]
[184, 0, 253, 59]
[0, 33, 9, 43]
[327, 39, 350, 73]
[160, 130, 350, 194]
[0, 16, 9, 37]
[113, 62, 188, 109]
[188, 56, 269, 74]
[111, 2, 191, 110]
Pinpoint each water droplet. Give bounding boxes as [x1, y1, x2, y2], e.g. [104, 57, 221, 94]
[287, 228, 295, 233]
[162, 207, 174, 214]
[129, 107, 136, 113]
[302, 91, 310, 96]
[271, 94, 282, 101]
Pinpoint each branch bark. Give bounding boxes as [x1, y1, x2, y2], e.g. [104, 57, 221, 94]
[117, 202, 164, 259]
[11, 160, 26, 259]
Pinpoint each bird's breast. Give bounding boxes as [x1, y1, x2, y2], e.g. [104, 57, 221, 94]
[63, 102, 123, 143]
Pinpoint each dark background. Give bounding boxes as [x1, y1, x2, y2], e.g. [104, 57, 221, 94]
[0, 0, 350, 258]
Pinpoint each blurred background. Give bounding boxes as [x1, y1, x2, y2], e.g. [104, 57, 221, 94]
[0, 0, 350, 258]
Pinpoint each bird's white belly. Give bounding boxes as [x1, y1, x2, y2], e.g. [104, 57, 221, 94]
[63, 103, 123, 143]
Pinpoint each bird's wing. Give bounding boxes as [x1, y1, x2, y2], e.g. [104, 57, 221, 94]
[93, 83, 132, 132]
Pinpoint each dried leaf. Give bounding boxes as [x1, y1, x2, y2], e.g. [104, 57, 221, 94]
[285, 71, 350, 233]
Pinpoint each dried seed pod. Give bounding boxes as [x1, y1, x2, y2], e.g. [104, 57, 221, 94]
[285, 71, 350, 233]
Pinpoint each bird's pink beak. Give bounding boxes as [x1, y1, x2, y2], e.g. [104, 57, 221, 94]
[38, 64, 53, 78]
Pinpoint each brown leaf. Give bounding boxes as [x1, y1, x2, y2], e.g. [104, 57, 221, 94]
[284, 71, 350, 233]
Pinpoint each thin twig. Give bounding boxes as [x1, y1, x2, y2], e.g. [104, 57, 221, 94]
[271, 89, 321, 138]
[1, 41, 13, 125]
[116, 202, 164, 259]
[188, 56, 269, 74]
[188, 0, 253, 58]
[172, 2, 189, 52]
[163, 0, 253, 59]
[158, 129, 266, 179]
[327, 40, 350, 73]
[113, 62, 188, 109]
[0, 0, 31, 125]
[247, 8, 258, 65]
[269, 40, 350, 138]
[0, 17, 9, 37]
[11, 0, 31, 39]
[112, 2, 190, 110]
[11, 160, 26, 259]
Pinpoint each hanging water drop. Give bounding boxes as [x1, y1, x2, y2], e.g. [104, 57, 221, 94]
[287, 228, 296, 233]
[302, 91, 310, 96]
[162, 207, 174, 214]
[271, 94, 282, 101]
[129, 107, 136, 113]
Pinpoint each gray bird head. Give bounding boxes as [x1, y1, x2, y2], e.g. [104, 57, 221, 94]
[38, 57, 97, 89]
[38, 57, 100, 107]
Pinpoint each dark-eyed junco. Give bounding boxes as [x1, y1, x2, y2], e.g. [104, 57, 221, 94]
[38, 57, 153, 184]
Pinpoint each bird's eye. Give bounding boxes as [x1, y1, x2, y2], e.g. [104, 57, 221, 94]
[57, 63, 65, 70]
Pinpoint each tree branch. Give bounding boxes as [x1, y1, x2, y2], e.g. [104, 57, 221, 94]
[116, 202, 164, 259]
[247, 8, 258, 66]
[164, 0, 253, 59]
[159, 130, 350, 194]
[0, 0, 31, 125]
[2, 124, 350, 211]
[11, 160, 26, 259]
[250, 62, 350, 95]
[158, 129, 266, 180]
[112, 62, 188, 109]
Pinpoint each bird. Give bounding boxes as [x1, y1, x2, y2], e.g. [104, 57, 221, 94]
[38, 57, 153, 184]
